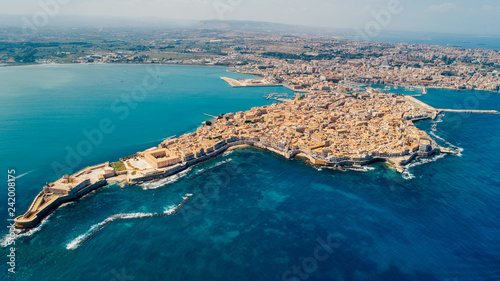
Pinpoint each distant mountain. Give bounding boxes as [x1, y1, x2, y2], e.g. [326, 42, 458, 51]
[195, 20, 340, 35]
[0, 15, 343, 36]
[0, 15, 197, 29]
[195, 20, 295, 32]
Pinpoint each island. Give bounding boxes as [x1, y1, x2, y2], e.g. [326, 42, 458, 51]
[15, 88, 471, 229]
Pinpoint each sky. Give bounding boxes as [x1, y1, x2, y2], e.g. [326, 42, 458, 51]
[1, 0, 500, 35]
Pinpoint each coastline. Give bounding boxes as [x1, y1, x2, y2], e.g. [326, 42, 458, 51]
[14, 134, 455, 230]
[1, 62, 498, 94]
[11, 64, 494, 231]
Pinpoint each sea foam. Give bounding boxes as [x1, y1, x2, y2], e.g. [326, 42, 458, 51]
[66, 194, 192, 250]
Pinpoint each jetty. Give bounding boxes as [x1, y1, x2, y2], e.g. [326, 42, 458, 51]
[220, 77, 281, 87]
[68, 194, 192, 250]
[403, 96, 437, 112]
[203, 113, 218, 119]
[437, 109, 499, 114]
[404, 95, 499, 115]
[264, 93, 289, 100]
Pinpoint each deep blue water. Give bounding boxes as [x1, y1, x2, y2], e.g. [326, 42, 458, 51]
[1, 65, 500, 281]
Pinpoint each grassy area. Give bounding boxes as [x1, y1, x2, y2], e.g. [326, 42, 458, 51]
[147, 52, 207, 60]
[111, 161, 126, 172]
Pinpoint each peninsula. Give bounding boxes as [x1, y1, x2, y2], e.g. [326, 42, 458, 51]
[16, 88, 464, 229]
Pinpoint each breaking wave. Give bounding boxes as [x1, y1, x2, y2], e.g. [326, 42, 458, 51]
[347, 166, 376, 172]
[140, 167, 193, 190]
[189, 158, 233, 179]
[402, 153, 447, 180]
[0, 214, 53, 248]
[404, 114, 464, 179]
[429, 114, 464, 157]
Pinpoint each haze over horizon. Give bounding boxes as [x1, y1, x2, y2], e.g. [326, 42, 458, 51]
[1, 0, 500, 36]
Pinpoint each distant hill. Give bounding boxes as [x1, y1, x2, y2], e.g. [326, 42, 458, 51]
[195, 20, 296, 32]
[0, 15, 197, 29]
[195, 20, 343, 36]
[0, 15, 343, 36]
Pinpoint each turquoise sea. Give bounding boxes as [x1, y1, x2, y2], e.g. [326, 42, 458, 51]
[1, 65, 499, 281]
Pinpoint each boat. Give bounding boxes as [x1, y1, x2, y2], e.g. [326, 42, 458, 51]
[422, 87, 428, 94]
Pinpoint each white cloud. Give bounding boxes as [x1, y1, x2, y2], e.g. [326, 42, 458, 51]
[428, 3, 457, 12]
[481, 5, 500, 11]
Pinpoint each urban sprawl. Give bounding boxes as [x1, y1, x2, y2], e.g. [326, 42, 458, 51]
[13, 29, 499, 229]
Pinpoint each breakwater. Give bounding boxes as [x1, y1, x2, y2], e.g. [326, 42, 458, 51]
[438, 109, 499, 114]
[66, 194, 193, 250]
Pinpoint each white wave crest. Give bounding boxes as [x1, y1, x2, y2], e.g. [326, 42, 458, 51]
[66, 194, 192, 250]
[191, 158, 233, 177]
[0, 214, 53, 248]
[402, 153, 446, 180]
[429, 114, 464, 158]
[347, 166, 376, 172]
[140, 167, 192, 190]
[429, 131, 464, 157]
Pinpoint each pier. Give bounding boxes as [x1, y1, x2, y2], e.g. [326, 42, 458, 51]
[404, 95, 499, 116]
[203, 113, 218, 119]
[403, 96, 437, 112]
[437, 109, 499, 114]
[264, 93, 289, 100]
